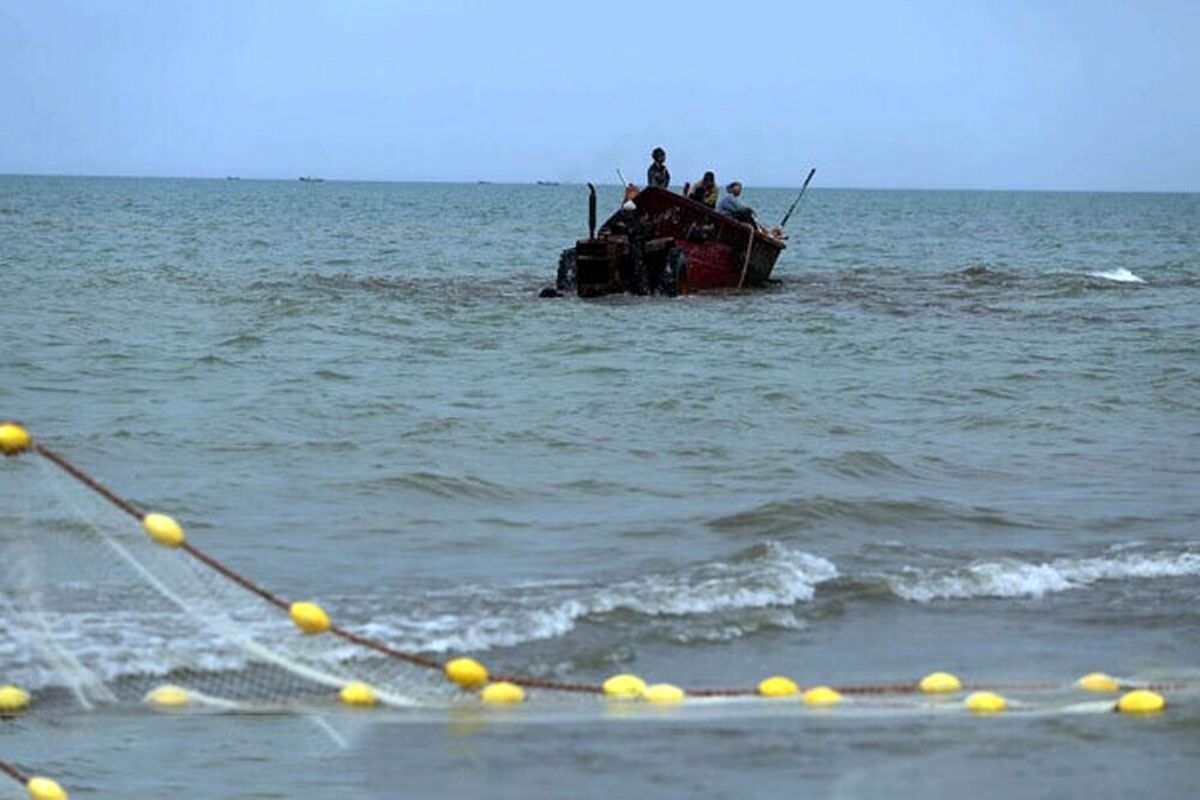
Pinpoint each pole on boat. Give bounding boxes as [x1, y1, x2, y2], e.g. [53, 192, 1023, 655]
[587, 183, 597, 239]
[779, 168, 817, 229]
[616, 167, 632, 206]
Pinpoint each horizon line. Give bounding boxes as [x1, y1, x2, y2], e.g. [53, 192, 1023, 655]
[1, 171, 1196, 195]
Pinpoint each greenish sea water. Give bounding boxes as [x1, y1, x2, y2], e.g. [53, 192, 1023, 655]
[1, 176, 1198, 798]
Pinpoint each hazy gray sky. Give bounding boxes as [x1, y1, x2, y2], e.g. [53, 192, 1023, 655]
[2, 0, 1197, 190]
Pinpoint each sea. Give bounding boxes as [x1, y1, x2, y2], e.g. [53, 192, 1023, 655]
[1, 175, 1198, 798]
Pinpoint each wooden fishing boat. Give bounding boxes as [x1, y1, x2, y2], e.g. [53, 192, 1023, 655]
[553, 186, 786, 297]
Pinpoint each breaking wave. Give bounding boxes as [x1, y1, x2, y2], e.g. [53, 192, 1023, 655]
[379, 542, 839, 653]
[2, 543, 838, 689]
[1088, 268, 1146, 284]
[888, 547, 1200, 602]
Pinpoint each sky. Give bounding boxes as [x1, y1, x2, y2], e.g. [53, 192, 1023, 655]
[1, 0, 1197, 191]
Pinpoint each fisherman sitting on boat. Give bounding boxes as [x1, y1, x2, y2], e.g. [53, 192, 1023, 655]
[685, 171, 718, 208]
[647, 147, 670, 189]
[717, 181, 757, 225]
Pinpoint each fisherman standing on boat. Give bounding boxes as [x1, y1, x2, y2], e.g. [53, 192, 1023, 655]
[646, 147, 670, 189]
[717, 181, 757, 225]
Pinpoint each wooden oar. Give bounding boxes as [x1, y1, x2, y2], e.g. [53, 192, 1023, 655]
[779, 168, 817, 229]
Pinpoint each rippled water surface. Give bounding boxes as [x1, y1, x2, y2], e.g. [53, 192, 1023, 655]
[2, 176, 1198, 798]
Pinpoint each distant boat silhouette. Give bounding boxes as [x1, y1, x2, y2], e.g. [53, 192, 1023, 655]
[299, 176, 324, 182]
[536, 180, 559, 186]
[225, 176, 240, 180]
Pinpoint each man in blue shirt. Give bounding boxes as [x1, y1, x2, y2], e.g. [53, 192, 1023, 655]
[717, 181, 757, 225]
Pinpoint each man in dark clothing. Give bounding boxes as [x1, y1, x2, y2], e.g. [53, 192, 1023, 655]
[687, 171, 718, 208]
[646, 147, 670, 189]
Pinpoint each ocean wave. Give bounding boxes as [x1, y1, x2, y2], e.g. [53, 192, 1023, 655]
[888, 548, 1200, 602]
[1, 544, 837, 689]
[1088, 268, 1146, 284]
[7, 541, 1196, 693]
[811, 450, 918, 479]
[0, 606, 261, 690]
[383, 542, 838, 653]
[352, 470, 514, 500]
[708, 496, 1031, 536]
[953, 265, 1015, 285]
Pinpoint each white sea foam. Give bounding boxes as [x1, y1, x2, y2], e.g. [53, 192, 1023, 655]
[394, 543, 838, 653]
[7, 544, 839, 686]
[1089, 267, 1146, 284]
[890, 549, 1200, 602]
[0, 609, 258, 690]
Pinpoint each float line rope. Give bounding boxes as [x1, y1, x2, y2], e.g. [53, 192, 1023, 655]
[0, 755, 28, 785]
[0, 753, 67, 798]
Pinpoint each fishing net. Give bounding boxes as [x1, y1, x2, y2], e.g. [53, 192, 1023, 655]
[1, 428, 1194, 797]
[3, 438, 1195, 712]
[1, 451, 449, 715]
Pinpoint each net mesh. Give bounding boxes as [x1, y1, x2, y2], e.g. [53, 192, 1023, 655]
[2, 454, 450, 715]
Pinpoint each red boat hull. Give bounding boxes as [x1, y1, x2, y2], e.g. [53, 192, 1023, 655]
[631, 188, 786, 291]
[559, 187, 786, 296]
